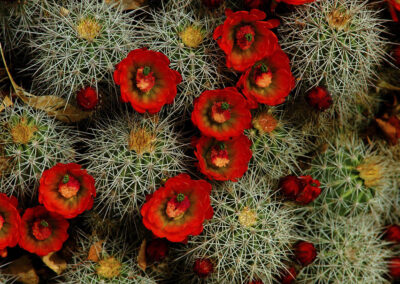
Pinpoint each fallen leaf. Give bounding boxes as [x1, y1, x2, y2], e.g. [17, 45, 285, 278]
[5, 255, 39, 284]
[137, 239, 147, 271]
[105, 0, 146, 10]
[0, 94, 13, 113]
[87, 240, 104, 262]
[41, 252, 67, 275]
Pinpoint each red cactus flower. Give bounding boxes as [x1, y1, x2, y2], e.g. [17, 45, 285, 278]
[389, 257, 400, 278]
[39, 163, 96, 219]
[237, 48, 295, 108]
[213, 9, 279, 72]
[0, 194, 21, 256]
[113, 48, 182, 113]
[194, 135, 252, 181]
[141, 174, 213, 243]
[296, 175, 321, 205]
[76, 86, 98, 111]
[19, 206, 69, 256]
[294, 241, 317, 266]
[193, 258, 214, 278]
[146, 238, 169, 262]
[191, 87, 252, 141]
[280, 266, 297, 284]
[202, 0, 224, 8]
[385, 225, 400, 243]
[279, 175, 302, 200]
[388, 0, 400, 22]
[306, 86, 333, 111]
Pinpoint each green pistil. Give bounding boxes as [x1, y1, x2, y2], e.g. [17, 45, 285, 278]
[245, 33, 253, 42]
[177, 193, 185, 202]
[218, 142, 225, 150]
[221, 102, 230, 110]
[62, 174, 70, 184]
[260, 63, 268, 73]
[143, 66, 151, 76]
[40, 220, 49, 227]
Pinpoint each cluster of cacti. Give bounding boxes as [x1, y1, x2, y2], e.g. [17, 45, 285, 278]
[0, 103, 76, 198]
[1, 0, 400, 283]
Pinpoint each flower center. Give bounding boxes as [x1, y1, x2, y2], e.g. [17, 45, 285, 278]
[96, 256, 122, 279]
[76, 17, 102, 42]
[128, 127, 156, 155]
[254, 63, 273, 88]
[210, 144, 230, 168]
[210, 101, 231, 123]
[10, 117, 38, 145]
[356, 160, 383, 188]
[166, 193, 190, 219]
[252, 112, 278, 134]
[235, 25, 255, 50]
[0, 214, 4, 231]
[327, 8, 351, 30]
[136, 66, 156, 93]
[58, 174, 80, 199]
[238, 207, 257, 228]
[32, 219, 52, 241]
[179, 25, 204, 48]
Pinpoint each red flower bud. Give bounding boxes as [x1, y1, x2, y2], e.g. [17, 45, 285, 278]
[306, 86, 333, 111]
[294, 241, 317, 266]
[279, 175, 302, 200]
[76, 86, 99, 111]
[295, 175, 321, 205]
[385, 225, 400, 243]
[193, 258, 214, 278]
[146, 238, 169, 262]
[202, 0, 224, 8]
[280, 266, 297, 284]
[389, 257, 400, 279]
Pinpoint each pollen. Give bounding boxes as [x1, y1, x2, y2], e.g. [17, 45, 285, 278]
[76, 17, 102, 42]
[238, 207, 257, 228]
[128, 127, 156, 155]
[179, 26, 204, 48]
[356, 159, 383, 188]
[10, 117, 38, 145]
[327, 8, 351, 30]
[96, 256, 122, 279]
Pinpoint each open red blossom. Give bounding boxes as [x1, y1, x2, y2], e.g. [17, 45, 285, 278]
[141, 174, 213, 243]
[279, 175, 302, 200]
[280, 267, 297, 284]
[296, 175, 321, 205]
[0, 194, 21, 255]
[76, 86, 98, 111]
[191, 87, 252, 141]
[294, 241, 317, 266]
[39, 163, 96, 219]
[237, 48, 295, 108]
[389, 257, 400, 278]
[19, 206, 69, 256]
[385, 225, 400, 243]
[193, 258, 214, 278]
[213, 9, 279, 71]
[306, 86, 333, 111]
[113, 48, 182, 114]
[194, 135, 252, 181]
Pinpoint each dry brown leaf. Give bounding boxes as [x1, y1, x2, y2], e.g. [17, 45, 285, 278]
[137, 239, 147, 271]
[0, 95, 13, 113]
[87, 240, 104, 262]
[105, 0, 146, 10]
[5, 255, 39, 284]
[0, 43, 92, 123]
[41, 252, 67, 275]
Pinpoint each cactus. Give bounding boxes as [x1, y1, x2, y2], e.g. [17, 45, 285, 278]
[26, 0, 141, 101]
[279, 0, 388, 121]
[296, 213, 391, 283]
[246, 108, 309, 179]
[81, 109, 191, 221]
[174, 170, 298, 283]
[0, 103, 76, 198]
[306, 133, 393, 217]
[139, 0, 230, 112]
[58, 230, 157, 284]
